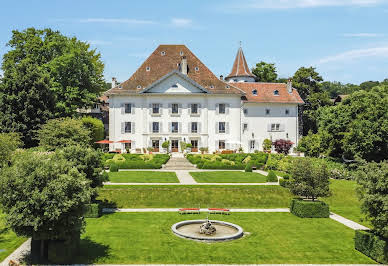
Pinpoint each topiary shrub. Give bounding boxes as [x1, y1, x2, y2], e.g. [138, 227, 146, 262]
[354, 230, 387, 264]
[290, 198, 330, 218]
[109, 163, 119, 172]
[245, 163, 252, 172]
[84, 203, 101, 218]
[266, 170, 278, 182]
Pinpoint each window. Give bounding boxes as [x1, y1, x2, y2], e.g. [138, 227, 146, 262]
[226, 85, 230, 89]
[266, 109, 270, 115]
[285, 109, 290, 115]
[171, 103, 179, 114]
[191, 122, 198, 133]
[218, 103, 226, 114]
[137, 85, 142, 89]
[146, 66, 150, 71]
[274, 90, 279, 96]
[125, 122, 131, 133]
[252, 89, 258, 96]
[124, 103, 132, 114]
[180, 51, 184, 56]
[161, 51, 166, 56]
[243, 108, 248, 115]
[195, 67, 199, 71]
[210, 85, 214, 89]
[218, 140, 226, 150]
[243, 123, 248, 131]
[218, 122, 226, 133]
[124, 142, 131, 150]
[152, 140, 159, 150]
[191, 103, 198, 114]
[171, 122, 178, 133]
[191, 140, 198, 149]
[250, 140, 255, 149]
[152, 122, 159, 133]
[152, 103, 160, 114]
[171, 84, 178, 88]
[271, 123, 280, 131]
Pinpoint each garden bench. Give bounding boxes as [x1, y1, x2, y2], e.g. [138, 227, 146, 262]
[208, 208, 230, 215]
[178, 208, 200, 214]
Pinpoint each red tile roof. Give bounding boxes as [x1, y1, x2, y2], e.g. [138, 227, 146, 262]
[233, 82, 304, 104]
[226, 47, 256, 79]
[106, 45, 243, 95]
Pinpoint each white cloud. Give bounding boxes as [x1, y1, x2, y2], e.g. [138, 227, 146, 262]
[239, 0, 385, 9]
[343, 33, 384, 37]
[79, 18, 155, 25]
[170, 18, 193, 28]
[318, 46, 388, 64]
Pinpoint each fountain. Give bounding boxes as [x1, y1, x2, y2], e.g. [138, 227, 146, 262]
[171, 216, 243, 242]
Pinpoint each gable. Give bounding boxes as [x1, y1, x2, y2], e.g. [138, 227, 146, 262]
[143, 71, 207, 94]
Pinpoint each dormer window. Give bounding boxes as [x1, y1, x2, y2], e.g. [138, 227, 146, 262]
[136, 85, 142, 89]
[146, 66, 150, 72]
[180, 51, 184, 56]
[195, 67, 199, 71]
[210, 85, 214, 89]
[226, 85, 230, 89]
[161, 51, 166, 56]
[171, 84, 178, 88]
[252, 89, 258, 96]
[274, 90, 279, 96]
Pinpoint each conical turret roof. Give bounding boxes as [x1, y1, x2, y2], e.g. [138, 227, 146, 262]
[226, 47, 256, 79]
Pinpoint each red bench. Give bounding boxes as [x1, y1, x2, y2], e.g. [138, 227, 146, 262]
[179, 208, 200, 214]
[208, 208, 230, 215]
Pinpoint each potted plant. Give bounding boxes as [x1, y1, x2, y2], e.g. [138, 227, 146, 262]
[238, 147, 244, 153]
[162, 141, 170, 154]
[262, 139, 272, 153]
[180, 141, 187, 153]
[199, 147, 208, 154]
[186, 143, 192, 152]
[147, 147, 154, 154]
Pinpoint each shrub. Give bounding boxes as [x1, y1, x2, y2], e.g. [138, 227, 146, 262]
[356, 161, 388, 239]
[273, 139, 294, 155]
[279, 178, 290, 188]
[242, 155, 251, 164]
[266, 171, 278, 182]
[81, 116, 104, 145]
[0, 132, 22, 167]
[162, 141, 170, 151]
[290, 198, 330, 218]
[245, 163, 252, 172]
[354, 230, 388, 264]
[289, 158, 331, 201]
[265, 153, 285, 170]
[109, 163, 119, 172]
[296, 131, 324, 157]
[199, 147, 208, 154]
[84, 203, 101, 218]
[262, 138, 272, 151]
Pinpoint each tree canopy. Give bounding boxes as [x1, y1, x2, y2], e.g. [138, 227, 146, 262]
[0, 28, 105, 147]
[251, 61, 278, 82]
[0, 132, 22, 167]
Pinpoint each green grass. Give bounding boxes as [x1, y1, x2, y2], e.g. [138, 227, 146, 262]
[190, 171, 267, 183]
[108, 171, 179, 183]
[322, 179, 370, 227]
[98, 185, 293, 208]
[0, 210, 27, 261]
[72, 212, 375, 264]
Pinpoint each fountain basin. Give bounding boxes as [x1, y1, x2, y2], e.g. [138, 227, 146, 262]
[171, 219, 243, 241]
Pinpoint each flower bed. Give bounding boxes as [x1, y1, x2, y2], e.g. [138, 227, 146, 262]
[103, 153, 170, 169]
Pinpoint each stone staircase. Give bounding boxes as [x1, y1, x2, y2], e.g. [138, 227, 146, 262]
[163, 156, 197, 170]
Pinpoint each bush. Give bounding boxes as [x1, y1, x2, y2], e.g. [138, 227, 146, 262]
[290, 198, 330, 218]
[266, 171, 278, 182]
[0, 132, 22, 167]
[104, 154, 170, 169]
[265, 153, 285, 170]
[273, 139, 294, 155]
[354, 230, 388, 264]
[84, 203, 101, 218]
[262, 138, 272, 151]
[110, 163, 118, 172]
[81, 116, 104, 145]
[245, 163, 252, 172]
[279, 178, 289, 188]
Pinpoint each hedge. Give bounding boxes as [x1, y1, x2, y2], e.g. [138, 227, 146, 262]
[245, 163, 252, 172]
[355, 230, 388, 264]
[84, 203, 101, 218]
[290, 198, 330, 218]
[279, 178, 291, 188]
[110, 163, 119, 172]
[266, 171, 278, 182]
[104, 154, 170, 169]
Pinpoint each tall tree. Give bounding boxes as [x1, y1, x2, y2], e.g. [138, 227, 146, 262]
[251, 61, 278, 82]
[292, 67, 331, 135]
[0, 28, 105, 147]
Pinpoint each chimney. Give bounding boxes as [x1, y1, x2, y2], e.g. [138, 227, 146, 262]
[180, 56, 188, 75]
[287, 78, 292, 93]
[219, 75, 224, 80]
[112, 77, 117, 89]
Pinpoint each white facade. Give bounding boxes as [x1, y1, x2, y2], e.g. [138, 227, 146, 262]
[108, 72, 300, 153]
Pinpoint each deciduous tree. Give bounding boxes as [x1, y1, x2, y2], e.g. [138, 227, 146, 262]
[251, 61, 277, 82]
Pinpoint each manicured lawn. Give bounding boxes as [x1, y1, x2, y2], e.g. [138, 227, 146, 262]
[322, 179, 370, 227]
[73, 212, 375, 264]
[108, 171, 179, 183]
[0, 210, 26, 261]
[190, 171, 267, 183]
[98, 185, 292, 208]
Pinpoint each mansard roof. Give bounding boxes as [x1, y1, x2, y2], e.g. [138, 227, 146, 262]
[226, 47, 256, 79]
[235, 82, 304, 104]
[106, 44, 244, 95]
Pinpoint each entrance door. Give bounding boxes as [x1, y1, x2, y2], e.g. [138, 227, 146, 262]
[171, 140, 179, 152]
[191, 140, 198, 152]
[152, 140, 159, 152]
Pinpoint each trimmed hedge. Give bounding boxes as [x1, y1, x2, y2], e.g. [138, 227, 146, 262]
[266, 171, 278, 182]
[279, 178, 289, 187]
[104, 154, 170, 169]
[290, 198, 330, 218]
[84, 203, 101, 218]
[245, 163, 252, 172]
[110, 163, 119, 172]
[355, 230, 388, 264]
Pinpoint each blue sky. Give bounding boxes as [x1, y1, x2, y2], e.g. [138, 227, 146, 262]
[1, 0, 388, 84]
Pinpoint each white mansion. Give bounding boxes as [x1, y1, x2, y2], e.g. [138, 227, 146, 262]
[106, 45, 304, 153]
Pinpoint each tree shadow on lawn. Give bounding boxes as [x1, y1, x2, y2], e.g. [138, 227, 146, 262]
[74, 237, 111, 263]
[96, 199, 118, 209]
